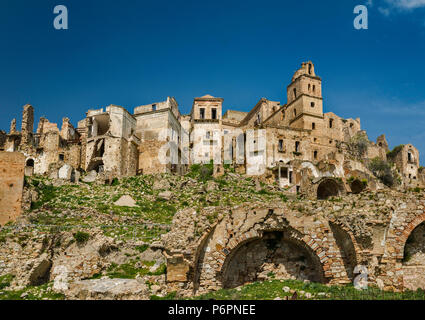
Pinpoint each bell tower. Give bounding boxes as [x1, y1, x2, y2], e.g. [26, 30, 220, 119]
[285, 61, 324, 130]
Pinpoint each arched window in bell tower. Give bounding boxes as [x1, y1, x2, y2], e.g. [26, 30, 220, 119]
[293, 88, 297, 99]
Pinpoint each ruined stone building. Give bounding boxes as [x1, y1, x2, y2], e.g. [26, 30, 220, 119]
[1, 62, 425, 295]
[1, 61, 423, 195]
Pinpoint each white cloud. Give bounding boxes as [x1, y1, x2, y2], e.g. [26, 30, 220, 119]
[377, 0, 425, 17]
[378, 7, 391, 15]
[374, 99, 425, 117]
[385, 0, 425, 10]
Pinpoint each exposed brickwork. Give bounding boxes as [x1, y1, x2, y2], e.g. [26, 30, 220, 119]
[163, 190, 425, 294]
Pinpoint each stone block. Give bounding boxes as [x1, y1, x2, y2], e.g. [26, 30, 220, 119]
[58, 164, 73, 180]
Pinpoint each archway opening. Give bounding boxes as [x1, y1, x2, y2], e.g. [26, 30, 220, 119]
[329, 222, 357, 281]
[317, 179, 340, 200]
[402, 221, 425, 291]
[221, 231, 324, 289]
[403, 222, 425, 266]
[350, 179, 365, 194]
[26, 159, 34, 167]
[87, 160, 104, 173]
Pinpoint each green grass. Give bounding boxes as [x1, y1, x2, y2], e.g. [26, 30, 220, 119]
[186, 163, 214, 181]
[135, 244, 149, 253]
[0, 274, 14, 290]
[0, 283, 65, 300]
[30, 184, 57, 210]
[22, 173, 307, 245]
[183, 280, 425, 300]
[105, 260, 166, 279]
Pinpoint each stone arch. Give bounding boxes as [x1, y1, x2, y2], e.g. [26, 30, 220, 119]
[316, 178, 343, 200]
[192, 226, 217, 293]
[350, 179, 365, 194]
[402, 221, 425, 265]
[216, 228, 330, 289]
[394, 213, 425, 291]
[395, 213, 425, 260]
[25, 158, 35, 176]
[188, 207, 339, 292]
[328, 221, 359, 281]
[26, 158, 34, 167]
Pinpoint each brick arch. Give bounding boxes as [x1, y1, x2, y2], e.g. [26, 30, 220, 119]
[328, 219, 362, 260]
[214, 227, 333, 283]
[395, 212, 425, 260]
[315, 177, 346, 200]
[328, 219, 361, 281]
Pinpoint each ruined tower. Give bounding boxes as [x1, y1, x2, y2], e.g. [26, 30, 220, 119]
[36, 117, 47, 134]
[9, 119, 16, 134]
[21, 104, 34, 146]
[285, 61, 323, 130]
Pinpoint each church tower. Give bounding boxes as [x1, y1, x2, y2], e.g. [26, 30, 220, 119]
[285, 61, 323, 130]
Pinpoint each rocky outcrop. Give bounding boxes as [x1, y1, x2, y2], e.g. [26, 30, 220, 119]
[67, 278, 150, 300]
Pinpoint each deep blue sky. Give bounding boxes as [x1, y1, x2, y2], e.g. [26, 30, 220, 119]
[1, 0, 425, 164]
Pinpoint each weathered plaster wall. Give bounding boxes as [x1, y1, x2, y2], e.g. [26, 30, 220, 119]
[0, 152, 25, 225]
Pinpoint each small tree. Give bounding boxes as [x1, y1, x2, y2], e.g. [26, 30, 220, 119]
[387, 145, 404, 162]
[349, 132, 369, 159]
[368, 157, 394, 187]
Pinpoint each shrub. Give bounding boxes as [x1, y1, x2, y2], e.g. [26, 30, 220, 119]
[73, 231, 90, 244]
[199, 164, 214, 181]
[0, 274, 14, 290]
[368, 157, 394, 187]
[279, 194, 288, 202]
[32, 179, 40, 187]
[387, 145, 404, 161]
[349, 133, 369, 158]
[135, 244, 149, 253]
[148, 263, 166, 276]
[354, 140, 368, 157]
[223, 163, 235, 173]
[30, 184, 57, 210]
[187, 162, 214, 181]
[257, 189, 271, 195]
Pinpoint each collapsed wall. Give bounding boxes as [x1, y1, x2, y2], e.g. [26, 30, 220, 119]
[162, 191, 425, 294]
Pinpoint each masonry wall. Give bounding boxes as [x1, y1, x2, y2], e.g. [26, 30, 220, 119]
[0, 152, 25, 225]
[138, 140, 168, 174]
[163, 191, 425, 294]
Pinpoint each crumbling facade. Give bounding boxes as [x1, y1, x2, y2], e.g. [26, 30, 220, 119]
[78, 105, 140, 178]
[134, 97, 188, 175]
[0, 61, 423, 194]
